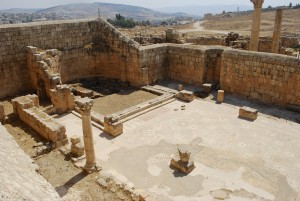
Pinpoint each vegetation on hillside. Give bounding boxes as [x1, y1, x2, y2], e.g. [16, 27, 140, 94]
[107, 14, 136, 28]
[107, 14, 153, 28]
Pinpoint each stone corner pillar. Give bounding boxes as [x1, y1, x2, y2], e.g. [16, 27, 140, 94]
[75, 97, 100, 173]
[271, 9, 283, 53]
[249, 0, 264, 51]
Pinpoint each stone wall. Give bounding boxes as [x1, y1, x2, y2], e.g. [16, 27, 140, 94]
[0, 18, 141, 99]
[139, 44, 168, 85]
[167, 45, 206, 86]
[186, 37, 225, 46]
[221, 49, 300, 106]
[167, 45, 227, 86]
[281, 37, 299, 48]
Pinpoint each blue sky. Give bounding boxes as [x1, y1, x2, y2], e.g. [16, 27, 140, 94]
[0, 0, 298, 9]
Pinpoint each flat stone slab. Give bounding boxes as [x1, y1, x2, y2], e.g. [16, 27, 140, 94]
[239, 106, 258, 120]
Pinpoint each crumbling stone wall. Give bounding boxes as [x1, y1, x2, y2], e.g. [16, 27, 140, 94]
[0, 18, 141, 99]
[12, 95, 68, 146]
[26, 46, 62, 99]
[221, 50, 300, 106]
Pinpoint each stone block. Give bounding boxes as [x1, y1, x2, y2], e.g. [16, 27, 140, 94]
[74, 86, 93, 98]
[0, 103, 5, 122]
[70, 136, 81, 145]
[176, 90, 195, 102]
[11, 95, 39, 115]
[177, 84, 184, 91]
[202, 83, 213, 94]
[71, 141, 85, 157]
[217, 90, 225, 103]
[239, 106, 258, 121]
[104, 121, 123, 137]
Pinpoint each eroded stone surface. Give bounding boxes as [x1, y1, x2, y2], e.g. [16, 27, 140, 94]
[0, 124, 60, 201]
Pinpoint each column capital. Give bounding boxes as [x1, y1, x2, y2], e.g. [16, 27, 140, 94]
[250, 0, 264, 8]
[75, 97, 94, 115]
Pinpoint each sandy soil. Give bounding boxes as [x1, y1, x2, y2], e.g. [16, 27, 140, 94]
[1, 100, 132, 201]
[93, 89, 158, 115]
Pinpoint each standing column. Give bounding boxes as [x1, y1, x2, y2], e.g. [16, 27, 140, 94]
[249, 0, 264, 51]
[75, 97, 99, 173]
[271, 9, 283, 53]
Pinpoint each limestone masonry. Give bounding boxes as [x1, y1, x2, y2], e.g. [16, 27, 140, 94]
[0, 18, 299, 106]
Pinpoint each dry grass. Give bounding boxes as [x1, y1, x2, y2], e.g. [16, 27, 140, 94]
[202, 8, 300, 37]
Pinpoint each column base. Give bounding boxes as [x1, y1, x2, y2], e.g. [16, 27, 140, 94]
[84, 162, 101, 174]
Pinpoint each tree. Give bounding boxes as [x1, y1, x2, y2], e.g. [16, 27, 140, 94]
[289, 2, 293, 7]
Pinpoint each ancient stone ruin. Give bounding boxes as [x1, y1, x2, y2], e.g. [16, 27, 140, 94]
[0, 7, 299, 201]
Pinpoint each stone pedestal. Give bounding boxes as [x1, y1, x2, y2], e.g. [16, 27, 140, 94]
[217, 90, 225, 103]
[239, 106, 258, 121]
[271, 9, 283, 53]
[75, 97, 99, 173]
[104, 116, 123, 137]
[170, 148, 195, 174]
[249, 0, 264, 51]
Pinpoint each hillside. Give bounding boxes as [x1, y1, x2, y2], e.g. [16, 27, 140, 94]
[37, 2, 197, 21]
[156, 5, 252, 16]
[202, 8, 300, 36]
[0, 8, 41, 13]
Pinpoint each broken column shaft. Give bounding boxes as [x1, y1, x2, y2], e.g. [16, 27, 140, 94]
[249, 0, 264, 51]
[271, 9, 283, 53]
[75, 97, 98, 173]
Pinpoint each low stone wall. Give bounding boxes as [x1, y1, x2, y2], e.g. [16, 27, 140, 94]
[12, 95, 68, 146]
[281, 37, 299, 48]
[221, 50, 300, 106]
[258, 38, 273, 53]
[186, 37, 225, 46]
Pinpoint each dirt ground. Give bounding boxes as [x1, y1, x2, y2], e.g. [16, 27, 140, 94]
[1, 100, 133, 201]
[93, 89, 158, 115]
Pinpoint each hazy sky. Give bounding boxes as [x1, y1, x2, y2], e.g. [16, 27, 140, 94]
[0, 0, 298, 9]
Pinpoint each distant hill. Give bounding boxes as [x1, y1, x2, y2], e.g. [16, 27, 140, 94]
[37, 2, 197, 20]
[155, 5, 253, 17]
[0, 8, 42, 13]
